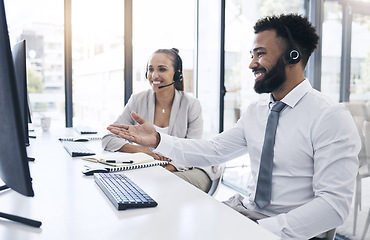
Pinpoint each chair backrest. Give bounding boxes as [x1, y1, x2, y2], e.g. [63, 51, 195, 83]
[207, 176, 222, 196]
[363, 121, 370, 174]
[207, 165, 225, 196]
[325, 228, 336, 240]
[344, 101, 370, 121]
[344, 102, 367, 167]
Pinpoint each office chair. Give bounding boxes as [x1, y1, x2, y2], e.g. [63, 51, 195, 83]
[343, 102, 370, 236]
[207, 165, 225, 196]
[352, 117, 369, 236]
[325, 228, 337, 240]
[208, 176, 222, 196]
[359, 121, 370, 240]
[361, 209, 370, 240]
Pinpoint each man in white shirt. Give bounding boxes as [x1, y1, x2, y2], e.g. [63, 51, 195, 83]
[107, 14, 361, 239]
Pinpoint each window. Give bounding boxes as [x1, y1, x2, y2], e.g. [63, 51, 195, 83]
[197, 0, 223, 138]
[4, 0, 64, 129]
[349, 14, 370, 101]
[321, 1, 370, 102]
[72, 0, 125, 131]
[320, 1, 342, 101]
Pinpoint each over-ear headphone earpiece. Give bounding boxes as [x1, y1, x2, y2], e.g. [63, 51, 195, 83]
[145, 61, 150, 79]
[283, 25, 301, 65]
[171, 49, 183, 82]
[173, 70, 183, 82]
[285, 49, 300, 64]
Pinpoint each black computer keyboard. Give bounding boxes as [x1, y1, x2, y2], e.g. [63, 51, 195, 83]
[62, 141, 95, 157]
[94, 173, 158, 210]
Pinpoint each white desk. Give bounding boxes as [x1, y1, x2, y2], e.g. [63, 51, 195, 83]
[0, 128, 279, 240]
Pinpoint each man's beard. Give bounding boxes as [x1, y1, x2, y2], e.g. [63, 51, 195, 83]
[253, 56, 287, 94]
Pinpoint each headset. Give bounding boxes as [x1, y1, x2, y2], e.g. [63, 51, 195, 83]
[172, 49, 183, 82]
[283, 25, 301, 65]
[145, 49, 183, 83]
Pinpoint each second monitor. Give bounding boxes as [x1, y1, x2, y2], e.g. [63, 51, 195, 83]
[12, 39, 30, 147]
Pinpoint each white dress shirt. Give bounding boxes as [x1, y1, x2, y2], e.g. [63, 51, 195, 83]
[156, 79, 361, 239]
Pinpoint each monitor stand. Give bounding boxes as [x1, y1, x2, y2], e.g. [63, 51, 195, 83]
[0, 186, 42, 228]
[26, 142, 35, 161]
[0, 211, 42, 227]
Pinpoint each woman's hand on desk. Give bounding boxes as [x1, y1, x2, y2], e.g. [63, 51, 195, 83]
[163, 164, 177, 172]
[142, 147, 170, 161]
[119, 144, 170, 161]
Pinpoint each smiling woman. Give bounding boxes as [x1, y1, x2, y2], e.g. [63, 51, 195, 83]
[147, 48, 184, 92]
[147, 53, 177, 92]
[102, 48, 223, 193]
[147, 48, 181, 126]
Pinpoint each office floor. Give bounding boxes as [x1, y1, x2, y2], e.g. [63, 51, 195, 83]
[213, 178, 370, 240]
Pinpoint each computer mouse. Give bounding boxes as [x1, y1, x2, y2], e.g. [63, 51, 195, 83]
[82, 166, 108, 175]
[73, 138, 89, 142]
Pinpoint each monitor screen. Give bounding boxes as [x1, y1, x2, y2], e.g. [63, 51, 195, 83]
[0, 0, 34, 197]
[12, 39, 30, 146]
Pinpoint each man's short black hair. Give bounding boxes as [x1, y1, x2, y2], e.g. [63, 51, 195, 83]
[253, 14, 319, 66]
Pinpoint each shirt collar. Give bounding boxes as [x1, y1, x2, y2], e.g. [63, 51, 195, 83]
[269, 79, 312, 109]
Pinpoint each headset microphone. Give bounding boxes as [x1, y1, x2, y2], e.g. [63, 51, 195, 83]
[158, 81, 175, 89]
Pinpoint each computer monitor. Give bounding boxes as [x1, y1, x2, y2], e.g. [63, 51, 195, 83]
[12, 39, 30, 146]
[0, 0, 41, 227]
[27, 91, 33, 124]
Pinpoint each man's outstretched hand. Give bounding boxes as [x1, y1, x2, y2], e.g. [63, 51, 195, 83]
[107, 112, 160, 148]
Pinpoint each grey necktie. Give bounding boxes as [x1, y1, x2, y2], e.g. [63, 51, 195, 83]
[254, 101, 286, 208]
